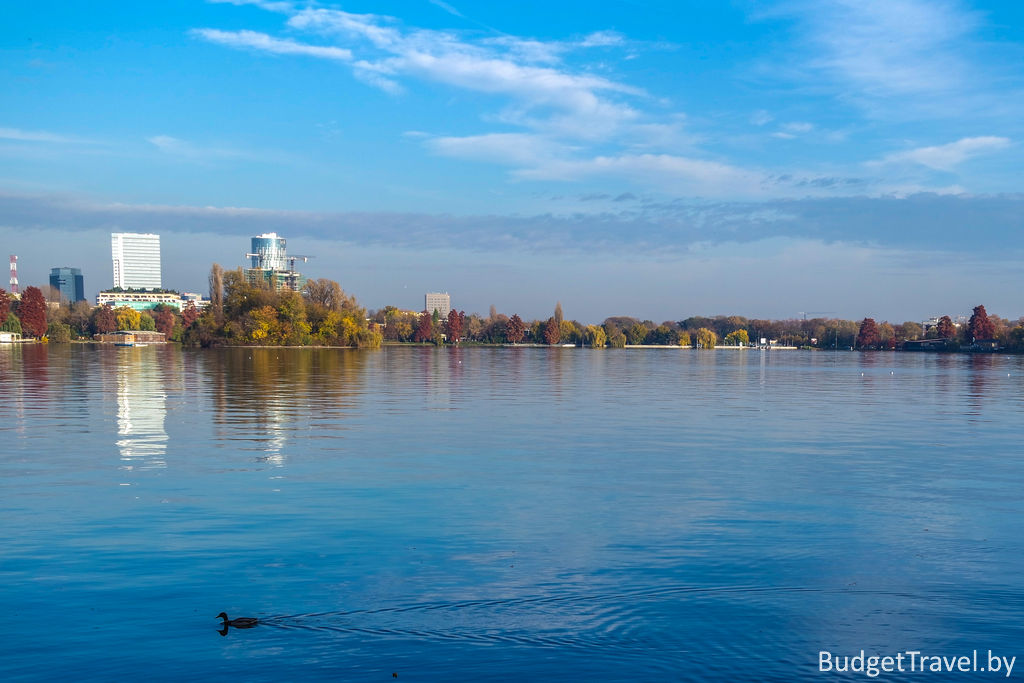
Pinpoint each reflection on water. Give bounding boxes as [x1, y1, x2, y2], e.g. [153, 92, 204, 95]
[115, 347, 168, 469]
[2, 346, 1024, 680]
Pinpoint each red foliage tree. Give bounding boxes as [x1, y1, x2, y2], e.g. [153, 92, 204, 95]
[542, 317, 560, 345]
[855, 317, 880, 349]
[413, 311, 433, 342]
[445, 309, 465, 343]
[968, 305, 996, 341]
[91, 303, 117, 334]
[17, 286, 48, 338]
[0, 288, 10, 322]
[181, 300, 200, 327]
[155, 308, 176, 338]
[506, 314, 526, 344]
[936, 315, 956, 339]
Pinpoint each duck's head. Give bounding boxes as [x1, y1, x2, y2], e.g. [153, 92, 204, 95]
[216, 612, 229, 621]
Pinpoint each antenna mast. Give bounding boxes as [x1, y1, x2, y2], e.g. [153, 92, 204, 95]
[9, 255, 18, 294]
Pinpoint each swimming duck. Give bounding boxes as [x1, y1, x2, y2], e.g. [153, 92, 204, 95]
[217, 612, 259, 628]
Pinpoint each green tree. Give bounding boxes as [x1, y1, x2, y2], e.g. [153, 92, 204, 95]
[2, 311, 22, 334]
[138, 312, 157, 331]
[46, 322, 72, 343]
[585, 324, 606, 348]
[627, 323, 648, 345]
[608, 331, 627, 348]
[724, 329, 749, 346]
[695, 327, 717, 349]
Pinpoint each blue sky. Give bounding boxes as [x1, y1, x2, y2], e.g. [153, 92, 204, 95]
[2, 0, 1023, 322]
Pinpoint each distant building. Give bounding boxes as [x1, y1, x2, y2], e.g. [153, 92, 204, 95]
[244, 232, 307, 291]
[425, 292, 451, 319]
[97, 290, 184, 311]
[112, 233, 162, 289]
[49, 267, 86, 304]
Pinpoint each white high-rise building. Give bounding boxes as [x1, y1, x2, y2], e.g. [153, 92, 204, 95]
[112, 233, 162, 289]
[425, 292, 451, 319]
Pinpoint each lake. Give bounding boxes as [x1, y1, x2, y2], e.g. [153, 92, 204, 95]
[2, 344, 1024, 681]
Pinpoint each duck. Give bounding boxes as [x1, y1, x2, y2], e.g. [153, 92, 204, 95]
[217, 612, 259, 628]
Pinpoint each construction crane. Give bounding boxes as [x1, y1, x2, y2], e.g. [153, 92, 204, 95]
[287, 255, 313, 272]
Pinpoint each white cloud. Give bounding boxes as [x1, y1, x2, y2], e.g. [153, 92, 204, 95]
[197, 7, 643, 138]
[750, 110, 773, 126]
[191, 28, 353, 61]
[429, 133, 570, 166]
[579, 31, 625, 48]
[874, 136, 1011, 171]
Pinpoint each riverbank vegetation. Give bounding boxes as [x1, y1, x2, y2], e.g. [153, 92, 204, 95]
[4, 279, 1023, 352]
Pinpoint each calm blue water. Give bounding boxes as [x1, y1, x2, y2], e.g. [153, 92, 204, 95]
[2, 345, 1024, 681]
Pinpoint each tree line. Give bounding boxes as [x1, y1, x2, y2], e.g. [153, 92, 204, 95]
[4, 280, 1023, 352]
[0, 265, 381, 348]
[370, 302, 1024, 352]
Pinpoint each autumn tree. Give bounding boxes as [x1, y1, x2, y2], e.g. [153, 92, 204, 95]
[554, 301, 563, 326]
[724, 329, 749, 346]
[445, 309, 465, 343]
[506, 314, 526, 344]
[91, 304, 117, 334]
[585, 324, 606, 348]
[209, 263, 224, 324]
[677, 331, 692, 347]
[542, 317, 560, 345]
[115, 306, 142, 331]
[695, 327, 717, 349]
[17, 286, 48, 338]
[414, 311, 433, 343]
[936, 315, 956, 339]
[181, 301, 200, 327]
[968, 304, 996, 341]
[0, 288, 10, 322]
[855, 318, 880, 349]
[155, 308, 176, 337]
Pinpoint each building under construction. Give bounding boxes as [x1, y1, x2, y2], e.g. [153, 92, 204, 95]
[244, 232, 310, 292]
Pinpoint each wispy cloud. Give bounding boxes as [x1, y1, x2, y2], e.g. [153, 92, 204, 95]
[781, 0, 977, 99]
[0, 126, 93, 144]
[873, 136, 1011, 171]
[427, 0, 464, 19]
[191, 28, 353, 61]
[146, 134, 264, 162]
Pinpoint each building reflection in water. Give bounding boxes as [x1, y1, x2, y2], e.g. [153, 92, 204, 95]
[211, 348, 366, 465]
[115, 346, 168, 470]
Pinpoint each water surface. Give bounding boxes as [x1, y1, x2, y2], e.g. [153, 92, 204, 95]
[2, 345, 1023, 680]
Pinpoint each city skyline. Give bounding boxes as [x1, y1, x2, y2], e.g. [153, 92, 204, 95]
[2, 0, 1023, 322]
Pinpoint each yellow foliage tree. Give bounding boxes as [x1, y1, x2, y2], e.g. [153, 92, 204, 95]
[695, 327, 717, 349]
[115, 306, 142, 331]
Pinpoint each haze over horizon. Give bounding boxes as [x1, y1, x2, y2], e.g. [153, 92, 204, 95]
[2, 0, 1022, 323]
